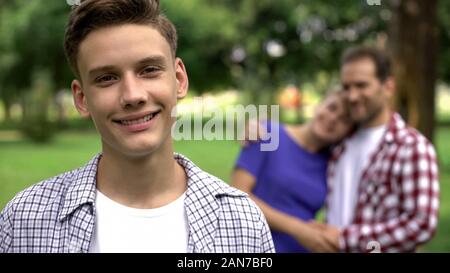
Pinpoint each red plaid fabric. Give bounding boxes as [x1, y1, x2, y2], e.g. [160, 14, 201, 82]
[327, 113, 440, 252]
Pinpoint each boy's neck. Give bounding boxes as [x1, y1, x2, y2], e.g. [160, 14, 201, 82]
[96, 138, 188, 209]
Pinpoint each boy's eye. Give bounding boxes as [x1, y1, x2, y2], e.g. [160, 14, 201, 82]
[96, 75, 116, 83]
[141, 66, 160, 75]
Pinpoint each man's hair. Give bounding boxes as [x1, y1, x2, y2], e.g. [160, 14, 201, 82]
[340, 46, 391, 82]
[64, 0, 178, 78]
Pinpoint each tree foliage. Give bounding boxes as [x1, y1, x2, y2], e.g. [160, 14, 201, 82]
[0, 0, 448, 117]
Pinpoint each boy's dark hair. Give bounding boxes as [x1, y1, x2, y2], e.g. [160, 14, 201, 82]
[340, 46, 391, 82]
[64, 0, 177, 78]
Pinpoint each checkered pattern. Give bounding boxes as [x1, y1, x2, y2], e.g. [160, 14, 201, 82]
[0, 153, 274, 253]
[327, 113, 440, 252]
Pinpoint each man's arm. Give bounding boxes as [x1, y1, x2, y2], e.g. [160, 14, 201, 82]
[232, 169, 338, 252]
[340, 140, 439, 252]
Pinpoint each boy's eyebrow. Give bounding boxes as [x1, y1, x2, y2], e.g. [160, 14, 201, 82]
[137, 55, 166, 65]
[87, 55, 167, 78]
[88, 65, 116, 78]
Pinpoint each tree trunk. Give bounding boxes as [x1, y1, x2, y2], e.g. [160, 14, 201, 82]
[388, 0, 439, 142]
[20, 96, 27, 121]
[2, 98, 12, 123]
[55, 90, 68, 128]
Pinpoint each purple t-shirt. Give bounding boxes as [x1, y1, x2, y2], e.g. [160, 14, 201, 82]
[235, 122, 329, 253]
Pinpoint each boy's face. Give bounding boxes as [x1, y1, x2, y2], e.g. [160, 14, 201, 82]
[72, 24, 188, 157]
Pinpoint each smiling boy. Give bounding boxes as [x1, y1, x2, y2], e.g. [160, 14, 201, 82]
[0, 0, 274, 253]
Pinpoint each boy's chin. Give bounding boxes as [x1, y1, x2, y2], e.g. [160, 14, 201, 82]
[120, 147, 161, 158]
[113, 139, 164, 158]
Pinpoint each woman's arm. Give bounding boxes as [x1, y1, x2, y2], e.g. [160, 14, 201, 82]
[231, 168, 338, 252]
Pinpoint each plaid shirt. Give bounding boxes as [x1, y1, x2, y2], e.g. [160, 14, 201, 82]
[0, 153, 275, 253]
[327, 113, 440, 252]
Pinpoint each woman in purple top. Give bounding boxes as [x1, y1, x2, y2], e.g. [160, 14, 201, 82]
[232, 91, 353, 253]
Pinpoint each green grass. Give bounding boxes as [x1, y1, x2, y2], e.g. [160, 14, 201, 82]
[0, 131, 241, 209]
[421, 173, 450, 252]
[0, 128, 449, 252]
[0, 132, 101, 207]
[436, 127, 450, 172]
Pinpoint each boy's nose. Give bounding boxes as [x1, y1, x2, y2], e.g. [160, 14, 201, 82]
[119, 75, 147, 109]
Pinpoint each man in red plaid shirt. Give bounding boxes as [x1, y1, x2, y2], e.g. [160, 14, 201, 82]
[311, 46, 440, 253]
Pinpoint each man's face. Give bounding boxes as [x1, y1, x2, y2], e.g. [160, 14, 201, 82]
[340, 58, 391, 126]
[72, 24, 188, 158]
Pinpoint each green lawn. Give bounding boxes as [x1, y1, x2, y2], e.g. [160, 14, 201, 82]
[0, 128, 449, 252]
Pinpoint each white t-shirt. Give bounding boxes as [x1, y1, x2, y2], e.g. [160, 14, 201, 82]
[327, 125, 387, 228]
[89, 190, 189, 253]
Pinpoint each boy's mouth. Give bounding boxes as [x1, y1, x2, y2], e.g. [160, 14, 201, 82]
[113, 110, 162, 126]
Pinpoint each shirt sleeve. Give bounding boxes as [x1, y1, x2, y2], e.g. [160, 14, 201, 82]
[339, 138, 440, 252]
[258, 206, 276, 253]
[0, 204, 13, 253]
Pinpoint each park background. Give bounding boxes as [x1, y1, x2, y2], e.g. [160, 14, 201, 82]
[0, 0, 449, 251]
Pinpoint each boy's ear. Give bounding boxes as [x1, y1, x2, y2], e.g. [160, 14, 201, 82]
[72, 79, 90, 118]
[175, 57, 189, 100]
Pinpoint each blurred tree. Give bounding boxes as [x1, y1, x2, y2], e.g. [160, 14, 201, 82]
[0, 0, 448, 140]
[0, 0, 33, 122]
[226, 0, 387, 106]
[388, 0, 439, 142]
[162, 0, 239, 92]
[438, 0, 450, 84]
[21, 70, 56, 143]
[0, 0, 72, 127]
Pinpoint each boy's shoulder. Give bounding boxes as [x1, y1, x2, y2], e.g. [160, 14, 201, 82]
[5, 170, 73, 212]
[199, 167, 263, 216]
[176, 153, 274, 253]
[175, 153, 264, 218]
[1, 154, 100, 221]
[3, 153, 265, 221]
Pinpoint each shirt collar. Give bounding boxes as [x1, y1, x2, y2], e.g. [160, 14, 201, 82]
[174, 153, 244, 199]
[58, 153, 245, 223]
[383, 112, 407, 144]
[58, 154, 100, 222]
[330, 112, 406, 162]
[175, 153, 246, 252]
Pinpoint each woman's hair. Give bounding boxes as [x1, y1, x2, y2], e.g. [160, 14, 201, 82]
[64, 0, 177, 78]
[322, 86, 353, 123]
[324, 85, 344, 99]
